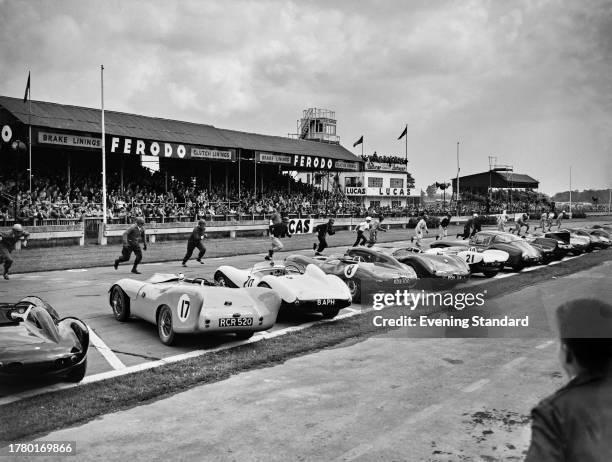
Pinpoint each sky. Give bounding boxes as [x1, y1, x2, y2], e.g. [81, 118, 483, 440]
[1, 0, 611, 195]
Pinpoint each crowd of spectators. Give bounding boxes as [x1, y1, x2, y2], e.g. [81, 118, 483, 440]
[1, 166, 604, 226]
[0, 167, 363, 225]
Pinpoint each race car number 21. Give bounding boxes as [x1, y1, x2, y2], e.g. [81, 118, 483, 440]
[177, 294, 191, 322]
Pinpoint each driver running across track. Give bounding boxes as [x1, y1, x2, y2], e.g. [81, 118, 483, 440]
[114, 217, 147, 274]
[266, 216, 292, 261]
[437, 213, 451, 240]
[411, 213, 429, 247]
[0, 224, 30, 280]
[353, 217, 371, 247]
[367, 216, 386, 247]
[182, 219, 208, 267]
[313, 218, 335, 255]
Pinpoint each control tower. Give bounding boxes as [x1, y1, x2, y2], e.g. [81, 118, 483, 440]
[293, 108, 340, 144]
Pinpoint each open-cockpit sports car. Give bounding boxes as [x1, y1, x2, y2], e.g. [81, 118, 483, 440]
[109, 273, 282, 345]
[285, 253, 417, 302]
[345, 246, 471, 283]
[427, 242, 509, 278]
[214, 262, 352, 318]
[444, 231, 542, 271]
[0, 296, 89, 382]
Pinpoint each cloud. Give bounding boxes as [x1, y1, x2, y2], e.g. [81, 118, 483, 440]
[0, 0, 610, 194]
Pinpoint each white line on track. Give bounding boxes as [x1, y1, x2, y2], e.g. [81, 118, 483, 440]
[0, 308, 375, 406]
[501, 356, 526, 369]
[88, 327, 126, 371]
[462, 378, 490, 393]
[536, 340, 555, 349]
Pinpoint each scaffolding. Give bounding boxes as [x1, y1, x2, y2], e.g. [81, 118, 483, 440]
[290, 108, 340, 144]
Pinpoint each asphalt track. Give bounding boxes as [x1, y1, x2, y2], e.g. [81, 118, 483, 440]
[1, 224, 609, 402]
[3, 253, 611, 461]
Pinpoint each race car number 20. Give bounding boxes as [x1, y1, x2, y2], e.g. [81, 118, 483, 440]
[177, 294, 191, 322]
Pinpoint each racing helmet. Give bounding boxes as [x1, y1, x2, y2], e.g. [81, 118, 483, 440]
[136, 217, 145, 226]
[198, 219, 206, 228]
[12, 223, 24, 233]
[366, 216, 372, 221]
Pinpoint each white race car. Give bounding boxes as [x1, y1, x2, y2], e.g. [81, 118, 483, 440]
[109, 273, 282, 345]
[214, 262, 352, 319]
[428, 242, 509, 277]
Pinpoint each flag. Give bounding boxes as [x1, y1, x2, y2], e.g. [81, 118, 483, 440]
[398, 125, 407, 140]
[353, 136, 363, 148]
[23, 72, 30, 103]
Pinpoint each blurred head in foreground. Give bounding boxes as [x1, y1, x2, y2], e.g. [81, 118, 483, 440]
[556, 298, 612, 378]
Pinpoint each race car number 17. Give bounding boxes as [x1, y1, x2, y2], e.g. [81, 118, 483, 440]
[177, 294, 191, 322]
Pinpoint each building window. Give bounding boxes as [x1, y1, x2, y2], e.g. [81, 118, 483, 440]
[369, 201, 381, 209]
[390, 178, 404, 188]
[391, 200, 402, 208]
[345, 176, 362, 187]
[367, 177, 383, 188]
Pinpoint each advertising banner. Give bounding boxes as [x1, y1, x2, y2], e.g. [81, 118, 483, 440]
[38, 131, 101, 149]
[286, 218, 313, 234]
[256, 151, 292, 164]
[345, 187, 366, 196]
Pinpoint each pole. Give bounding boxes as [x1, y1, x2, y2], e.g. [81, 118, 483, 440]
[405, 124, 408, 208]
[28, 73, 32, 201]
[238, 149, 241, 202]
[456, 141, 460, 216]
[67, 154, 71, 191]
[254, 156, 257, 198]
[101, 65, 107, 226]
[609, 188, 611, 214]
[569, 166, 572, 217]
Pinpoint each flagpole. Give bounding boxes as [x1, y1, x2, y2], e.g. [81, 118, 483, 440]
[28, 72, 32, 202]
[101, 65, 107, 226]
[404, 124, 407, 164]
[569, 165, 572, 218]
[456, 141, 460, 216]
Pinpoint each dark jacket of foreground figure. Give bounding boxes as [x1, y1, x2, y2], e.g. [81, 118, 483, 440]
[525, 370, 612, 462]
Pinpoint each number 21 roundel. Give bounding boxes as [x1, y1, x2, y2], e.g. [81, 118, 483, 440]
[177, 294, 191, 322]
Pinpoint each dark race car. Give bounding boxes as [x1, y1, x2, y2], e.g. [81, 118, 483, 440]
[345, 246, 470, 289]
[286, 253, 417, 302]
[523, 235, 566, 263]
[459, 231, 541, 271]
[542, 230, 575, 256]
[0, 296, 89, 382]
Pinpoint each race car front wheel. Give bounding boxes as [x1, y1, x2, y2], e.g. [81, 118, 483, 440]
[157, 305, 175, 346]
[482, 269, 498, 278]
[110, 286, 130, 322]
[321, 307, 341, 319]
[65, 358, 87, 383]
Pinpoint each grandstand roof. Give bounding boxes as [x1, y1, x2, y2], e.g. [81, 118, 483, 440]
[451, 170, 539, 189]
[0, 95, 361, 163]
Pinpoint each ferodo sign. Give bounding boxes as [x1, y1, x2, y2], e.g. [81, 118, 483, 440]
[293, 155, 334, 170]
[287, 218, 312, 234]
[108, 136, 235, 161]
[110, 136, 188, 158]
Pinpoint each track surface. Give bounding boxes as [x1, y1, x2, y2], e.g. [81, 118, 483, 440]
[3, 252, 611, 461]
[0, 223, 610, 461]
